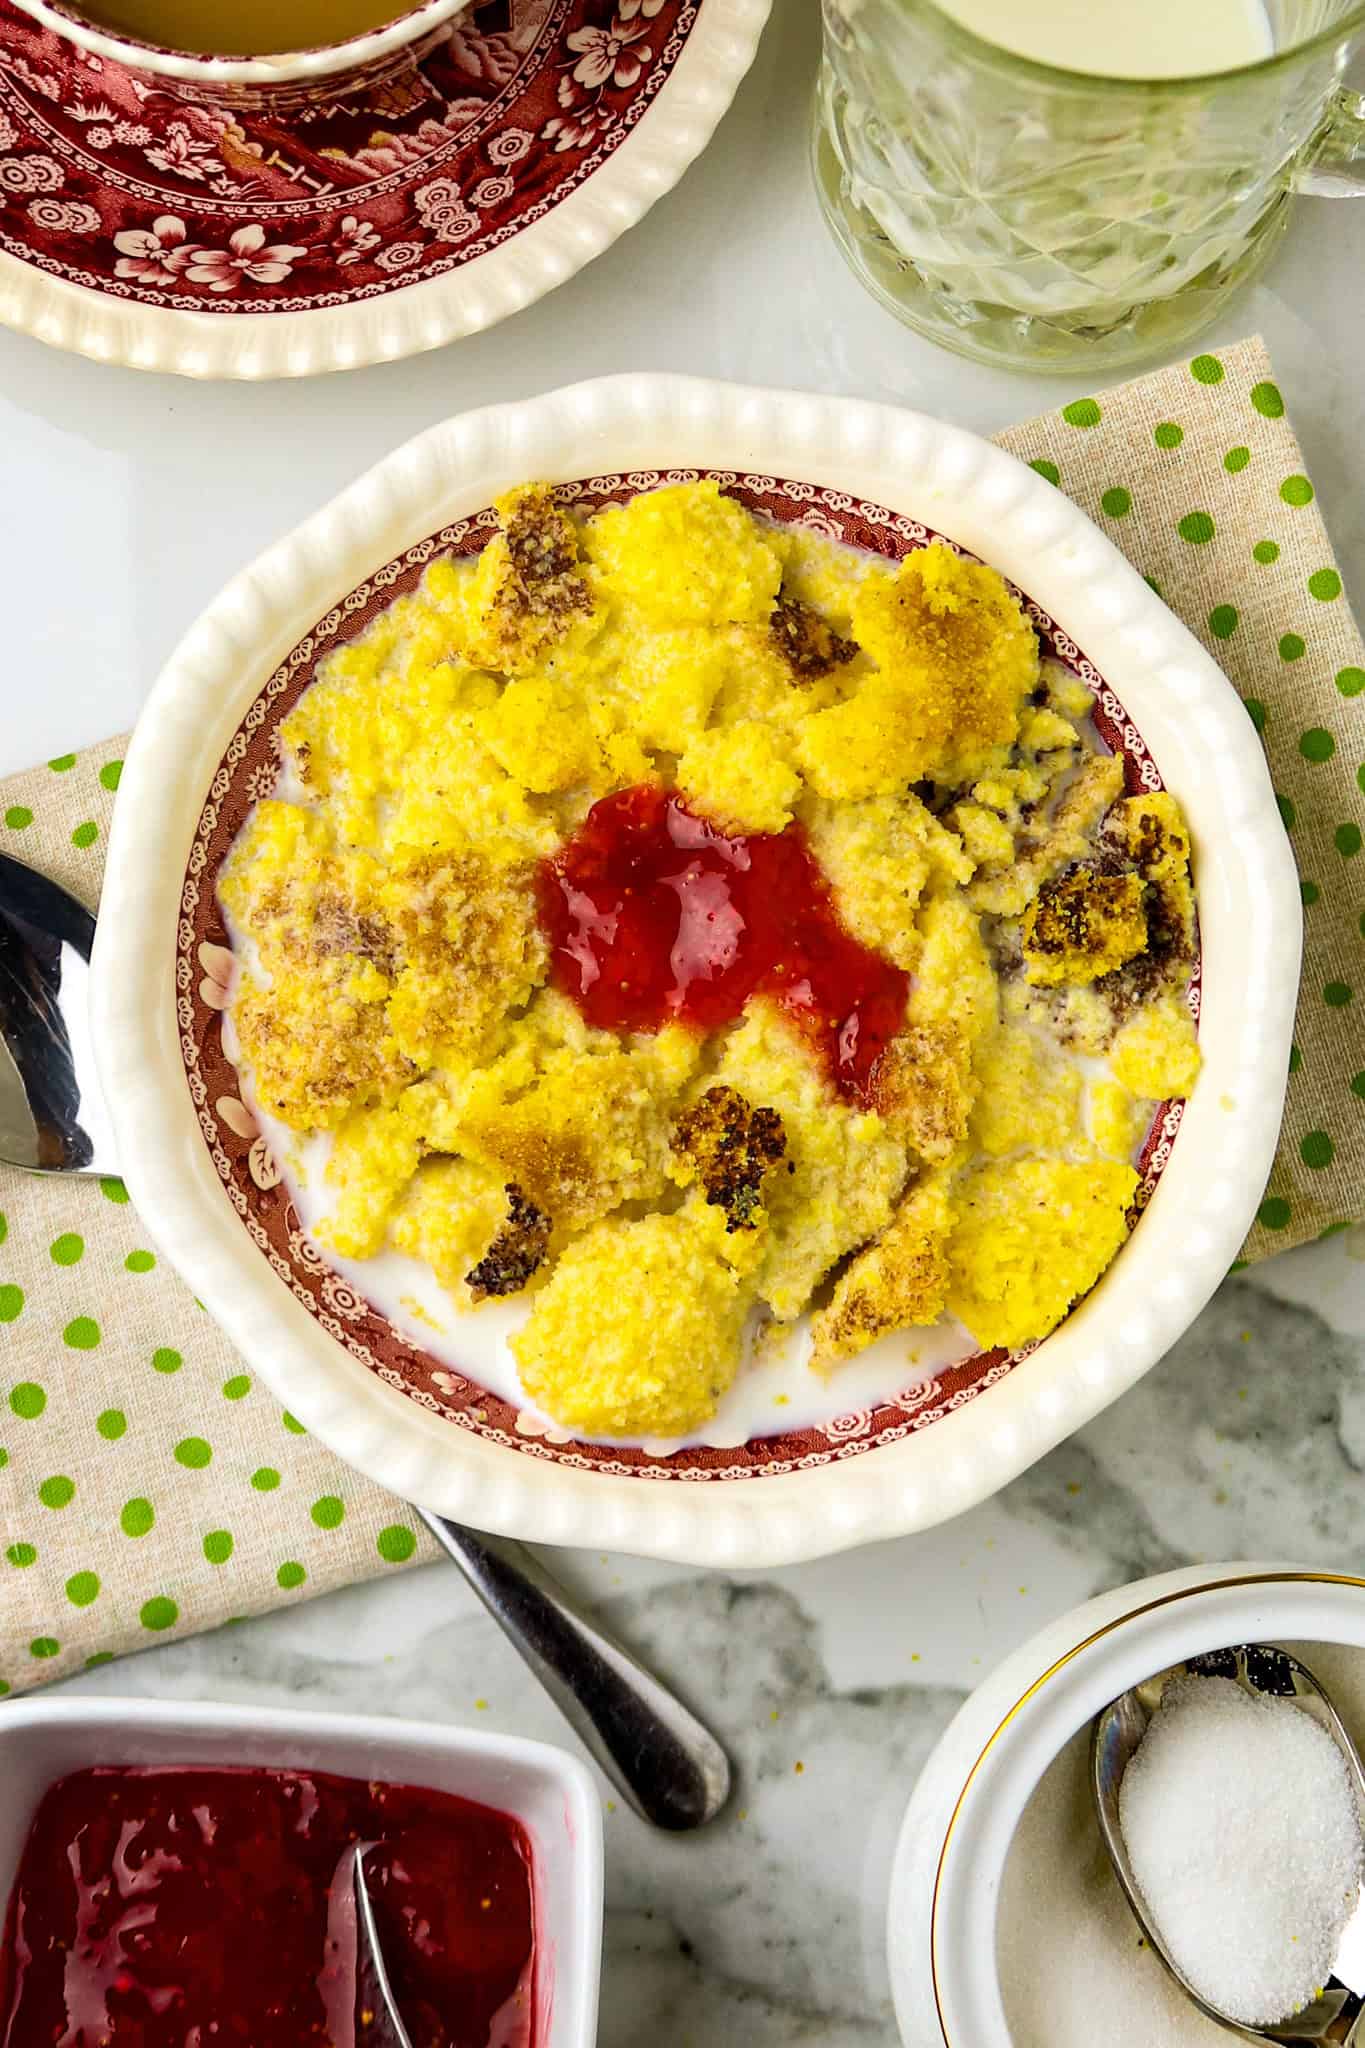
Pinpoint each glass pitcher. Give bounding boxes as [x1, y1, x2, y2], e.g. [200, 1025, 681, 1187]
[815, 0, 1365, 372]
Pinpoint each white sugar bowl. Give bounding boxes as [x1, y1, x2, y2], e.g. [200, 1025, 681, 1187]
[888, 1561, 1365, 2048]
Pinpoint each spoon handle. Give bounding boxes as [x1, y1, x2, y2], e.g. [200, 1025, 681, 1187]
[414, 1508, 731, 1831]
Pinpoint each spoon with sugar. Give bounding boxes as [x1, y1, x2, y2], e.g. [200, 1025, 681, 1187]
[1093, 1644, 1365, 2043]
[0, 850, 732, 1832]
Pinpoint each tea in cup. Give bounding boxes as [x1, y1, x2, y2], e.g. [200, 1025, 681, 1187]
[12, 0, 474, 105]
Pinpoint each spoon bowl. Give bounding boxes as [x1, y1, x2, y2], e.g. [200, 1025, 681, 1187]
[1092, 1643, 1365, 2044]
[0, 853, 116, 1176]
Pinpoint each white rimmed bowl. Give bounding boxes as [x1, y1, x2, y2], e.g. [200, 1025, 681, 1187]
[887, 1563, 1365, 2048]
[0, 1695, 602, 2048]
[92, 373, 1300, 1568]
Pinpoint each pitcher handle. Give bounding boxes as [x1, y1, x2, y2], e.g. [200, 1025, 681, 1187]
[1295, 83, 1365, 195]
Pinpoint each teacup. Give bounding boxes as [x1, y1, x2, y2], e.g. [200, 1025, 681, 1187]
[8, 0, 475, 108]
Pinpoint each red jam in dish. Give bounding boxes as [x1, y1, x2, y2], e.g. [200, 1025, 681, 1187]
[0, 1766, 536, 2048]
[539, 785, 910, 1105]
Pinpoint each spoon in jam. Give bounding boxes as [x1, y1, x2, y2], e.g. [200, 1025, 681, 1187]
[1093, 1644, 1365, 2043]
[0, 852, 732, 1832]
[352, 1845, 414, 2048]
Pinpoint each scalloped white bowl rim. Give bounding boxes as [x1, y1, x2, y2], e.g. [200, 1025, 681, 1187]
[885, 1562, 1365, 2048]
[0, 0, 772, 378]
[91, 372, 1301, 1569]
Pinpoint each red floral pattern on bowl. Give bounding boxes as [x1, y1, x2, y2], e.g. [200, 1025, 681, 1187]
[0, 0, 697, 303]
[178, 475, 1197, 1483]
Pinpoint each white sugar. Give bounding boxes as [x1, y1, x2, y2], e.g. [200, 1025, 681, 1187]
[998, 1729, 1235, 2048]
[1118, 1674, 1364, 2026]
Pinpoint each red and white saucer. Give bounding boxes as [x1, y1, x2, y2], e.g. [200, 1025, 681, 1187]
[0, 0, 769, 375]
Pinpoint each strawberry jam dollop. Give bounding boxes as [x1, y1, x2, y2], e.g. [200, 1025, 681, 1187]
[0, 1766, 536, 2048]
[539, 785, 910, 1105]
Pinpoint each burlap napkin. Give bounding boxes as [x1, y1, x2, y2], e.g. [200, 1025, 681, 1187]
[998, 336, 1361, 1258]
[2, 335, 1360, 1698]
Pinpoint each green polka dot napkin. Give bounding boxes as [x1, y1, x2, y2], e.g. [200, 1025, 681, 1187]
[997, 335, 1361, 1259]
[1, 333, 1359, 1697]
[0, 761, 431, 1698]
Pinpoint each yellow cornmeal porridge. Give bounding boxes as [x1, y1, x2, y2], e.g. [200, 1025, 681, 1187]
[219, 480, 1201, 1441]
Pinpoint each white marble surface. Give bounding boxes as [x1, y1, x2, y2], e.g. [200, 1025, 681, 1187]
[4, 4, 1365, 2042]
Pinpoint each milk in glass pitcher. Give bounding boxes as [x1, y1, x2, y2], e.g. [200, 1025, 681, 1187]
[815, 0, 1365, 370]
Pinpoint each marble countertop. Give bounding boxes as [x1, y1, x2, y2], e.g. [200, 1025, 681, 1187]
[45, 1239, 1365, 2044]
[4, 5, 1365, 2041]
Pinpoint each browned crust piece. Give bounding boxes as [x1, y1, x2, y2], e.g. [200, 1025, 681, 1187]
[309, 892, 394, 970]
[866, 1023, 975, 1163]
[1093, 875, 1197, 1021]
[810, 1173, 953, 1363]
[379, 852, 547, 1067]
[384, 853, 542, 979]
[250, 870, 394, 974]
[465, 1183, 552, 1301]
[458, 1122, 601, 1230]
[502, 487, 595, 635]
[233, 969, 414, 1130]
[768, 595, 858, 680]
[1123, 808, 1182, 875]
[673, 1085, 788, 1232]
[1023, 866, 1147, 982]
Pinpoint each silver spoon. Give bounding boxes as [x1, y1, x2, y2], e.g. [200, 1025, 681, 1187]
[352, 1844, 413, 2048]
[0, 852, 117, 1175]
[1093, 1643, 1365, 2043]
[0, 851, 731, 1832]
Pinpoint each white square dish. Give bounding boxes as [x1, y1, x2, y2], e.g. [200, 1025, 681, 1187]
[0, 1695, 603, 2048]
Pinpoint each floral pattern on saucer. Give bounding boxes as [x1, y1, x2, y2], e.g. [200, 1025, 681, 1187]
[0, 0, 696, 308]
[178, 474, 1195, 1483]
